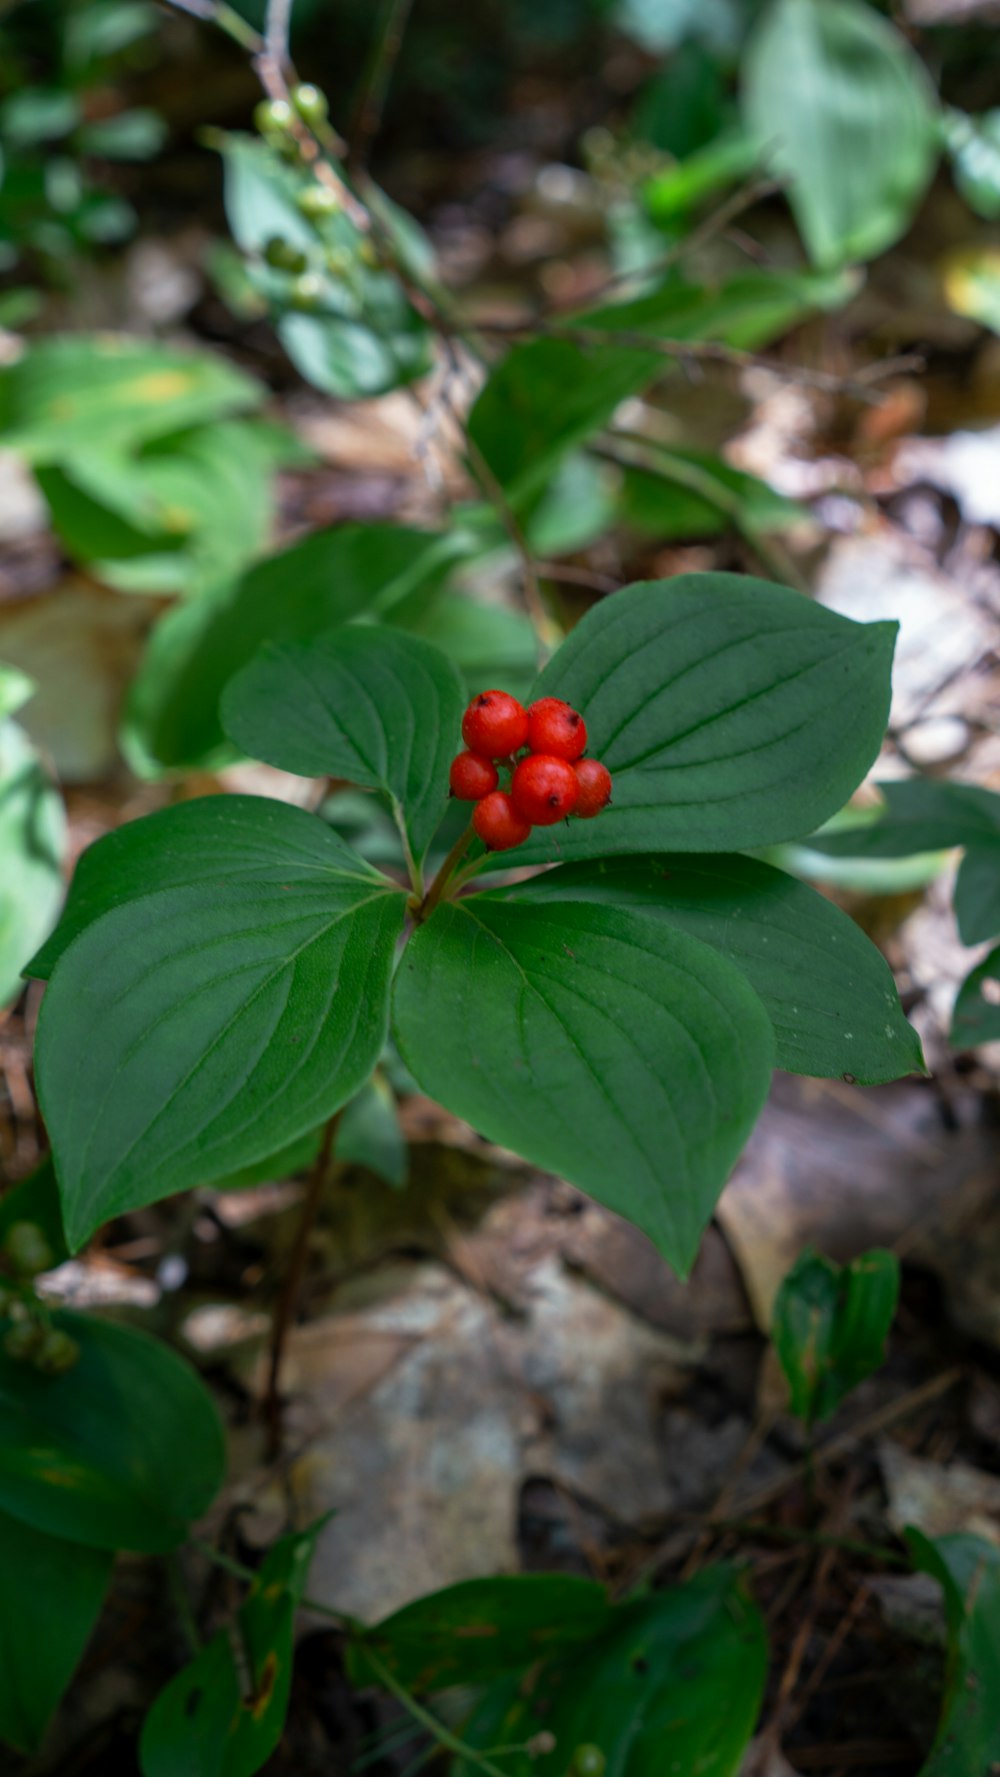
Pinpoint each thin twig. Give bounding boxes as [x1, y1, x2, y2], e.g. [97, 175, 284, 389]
[263, 1113, 341, 1454]
[349, 0, 416, 169]
[414, 820, 476, 924]
[158, 0, 263, 52]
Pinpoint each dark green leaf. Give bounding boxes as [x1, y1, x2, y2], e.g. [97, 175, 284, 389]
[617, 449, 806, 542]
[336, 1077, 406, 1190]
[908, 1531, 1000, 1776]
[808, 779, 1000, 859]
[140, 1523, 323, 1777]
[0, 1159, 70, 1268]
[0, 337, 261, 463]
[772, 1246, 899, 1426]
[221, 629, 464, 866]
[0, 718, 66, 1008]
[35, 810, 406, 1249]
[393, 897, 773, 1273]
[0, 1311, 225, 1550]
[955, 847, 1000, 947]
[77, 108, 168, 160]
[349, 1574, 611, 1691]
[499, 854, 922, 1083]
[122, 522, 469, 774]
[952, 946, 1000, 1047]
[454, 1566, 767, 1777]
[0, 1509, 112, 1753]
[397, 593, 540, 706]
[511, 573, 895, 861]
[468, 269, 853, 505]
[28, 795, 371, 981]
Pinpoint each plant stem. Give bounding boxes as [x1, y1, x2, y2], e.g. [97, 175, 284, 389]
[414, 820, 476, 924]
[263, 1112, 341, 1455]
[349, 0, 415, 169]
[357, 1644, 512, 1777]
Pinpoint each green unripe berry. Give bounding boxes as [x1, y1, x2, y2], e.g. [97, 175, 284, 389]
[296, 183, 341, 222]
[288, 270, 326, 311]
[4, 1318, 44, 1361]
[3, 1220, 54, 1277]
[254, 97, 294, 138]
[263, 234, 309, 273]
[571, 1748, 606, 1777]
[33, 1328, 80, 1376]
[292, 83, 328, 127]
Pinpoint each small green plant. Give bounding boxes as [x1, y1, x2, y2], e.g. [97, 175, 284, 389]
[772, 1246, 900, 1428]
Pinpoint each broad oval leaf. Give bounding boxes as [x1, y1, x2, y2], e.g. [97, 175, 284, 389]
[0, 1510, 112, 1753]
[0, 1310, 225, 1550]
[498, 853, 922, 1083]
[28, 794, 375, 981]
[0, 717, 66, 1008]
[455, 1566, 767, 1777]
[122, 521, 469, 774]
[511, 574, 896, 861]
[393, 897, 774, 1273]
[742, 0, 938, 269]
[349, 1575, 611, 1692]
[952, 946, 1000, 1048]
[36, 826, 407, 1250]
[772, 1246, 900, 1427]
[221, 629, 465, 866]
[908, 1531, 1000, 1777]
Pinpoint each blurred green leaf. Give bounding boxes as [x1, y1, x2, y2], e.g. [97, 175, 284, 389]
[0, 1159, 70, 1269]
[77, 109, 169, 161]
[454, 1566, 767, 1777]
[0, 1311, 225, 1551]
[943, 108, 1000, 221]
[617, 447, 806, 540]
[908, 1531, 1000, 1776]
[952, 946, 1000, 1048]
[743, 0, 939, 268]
[336, 1076, 406, 1189]
[0, 1510, 111, 1754]
[1, 90, 80, 147]
[772, 1246, 899, 1426]
[0, 718, 65, 1010]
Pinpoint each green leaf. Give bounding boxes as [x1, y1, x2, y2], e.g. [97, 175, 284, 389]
[641, 131, 762, 223]
[35, 808, 406, 1250]
[0, 1159, 70, 1269]
[77, 108, 168, 161]
[943, 108, 1000, 221]
[140, 1523, 323, 1777]
[393, 897, 773, 1273]
[0, 337, 262, 463]
[222, 629, 464, 866]
[952, 946, 1000, 1048]
[0, 663, 36, 720]
[336, 1076, 406, 1189]
[348, 1574, 612, 1691]
[954, 847, 1000, 947]
[908, 1531, 1000, 1776]
[397, 592, 540, 707]
[0, 1509, 112, 1753]
[467, 268, 853, 505]
[122, 522, 469, 774]
[617, 449, 807, 542]
[808, 779, 1000, 859]
[499, 854, 922, 1084]
[454, 1566, 767, 1777]
[27, 796, 373, 981]
[219, 134, 432, 399]
[742, 0, 939, 269]
[0, 1310, 225, 1550]
[772, 1246, 899, 1426]
[0, 718, 66, 1008]
[511, 573, 895, 862]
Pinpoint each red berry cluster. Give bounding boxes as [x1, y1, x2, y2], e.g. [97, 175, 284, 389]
[449, 691, 613, 852]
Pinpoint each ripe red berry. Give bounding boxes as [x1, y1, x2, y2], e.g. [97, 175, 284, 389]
[527, 697, 587, 761]
[472, 791, 532, 852]
[573, 758, 613, 817]
[449, 751, 499, 800]
[461, 691, 529, 759]
[511, 754, 580, 826]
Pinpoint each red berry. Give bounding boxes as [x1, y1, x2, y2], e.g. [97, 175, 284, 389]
[461, 690, 529, 759]
[511, 754, 580, 826]
[449, 751, 499, 800]
[527, 697, 587, 761]
[472, 791, 532, 852]
[573, 758, 613, 817]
